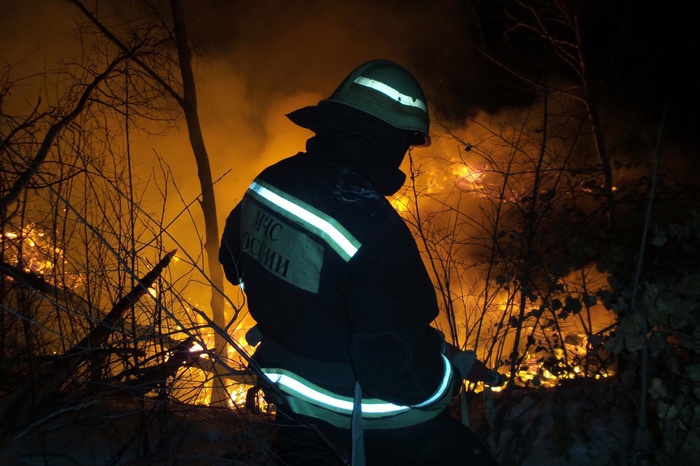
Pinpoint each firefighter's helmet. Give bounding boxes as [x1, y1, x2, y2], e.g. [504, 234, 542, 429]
[322, 60, 431, 146]
[287, 60, 431, 148]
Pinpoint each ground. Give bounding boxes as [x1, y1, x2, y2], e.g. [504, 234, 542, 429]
[0, 378, 658, 465]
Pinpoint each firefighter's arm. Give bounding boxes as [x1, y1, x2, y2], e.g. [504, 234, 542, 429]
[219, 203, 243, 286]
[346, 227, 456, 407]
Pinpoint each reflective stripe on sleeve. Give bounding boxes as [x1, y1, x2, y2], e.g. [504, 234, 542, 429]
[354, 76, 427, 112]
[247, 180, 361, 261]
[410, 354, 453, 408]
[263, 369, 411, 416]
[262, 353, 453, 418]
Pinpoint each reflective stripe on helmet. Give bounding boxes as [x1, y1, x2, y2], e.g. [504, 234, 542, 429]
[247, 180, 361, 261]
[354, 76, 427, 112]
[262, 354, 453, 417]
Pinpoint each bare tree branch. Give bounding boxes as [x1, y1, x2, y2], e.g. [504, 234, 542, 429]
[0, 54, 128, 218]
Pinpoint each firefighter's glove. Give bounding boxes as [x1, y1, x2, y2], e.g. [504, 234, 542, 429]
[450, 349, 477, 381]
[483, 368, 508, 387]
[450, 350, 507, 387]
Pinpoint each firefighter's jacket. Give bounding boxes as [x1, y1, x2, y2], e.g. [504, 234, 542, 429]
[219, 132, 457, 429]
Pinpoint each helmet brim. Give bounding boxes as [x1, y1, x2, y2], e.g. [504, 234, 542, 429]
[286, 101, 430, 148]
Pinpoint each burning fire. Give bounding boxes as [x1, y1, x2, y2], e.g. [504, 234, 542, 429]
[451, 162, 485, 190]
[1, 223, 83, 288]
[0, 148, 615, 412]
[168, 317, 267, 410]
[390, 194, 411, 212]
[187, 341, 208, 358]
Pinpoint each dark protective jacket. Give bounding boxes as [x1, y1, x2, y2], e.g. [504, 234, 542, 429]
[219, 130, 456, 428]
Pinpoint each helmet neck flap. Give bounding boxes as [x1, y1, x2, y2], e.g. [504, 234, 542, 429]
[306, 128, 408, 197]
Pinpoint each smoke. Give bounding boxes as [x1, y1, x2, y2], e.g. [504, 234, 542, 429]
[0, 0, 76, 65]
[162, 0, 490, 235]
[0, 0, 504, 208]
[189, 2, 465, 87]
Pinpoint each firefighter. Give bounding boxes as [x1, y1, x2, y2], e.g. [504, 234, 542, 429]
[219, 59, 502, 466]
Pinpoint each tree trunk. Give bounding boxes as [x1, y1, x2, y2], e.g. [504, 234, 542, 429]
[170, 0, 228, 406]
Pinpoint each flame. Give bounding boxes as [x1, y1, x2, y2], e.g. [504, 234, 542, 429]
[188, 342, 207, 359]
[0, 143, 616, 410]
[223, 325, 269, 409]
[169, 321, 266, 409]
[452, 163, 484, 187]
[0, 223, 84, 288]
[390, 194, 411, 212]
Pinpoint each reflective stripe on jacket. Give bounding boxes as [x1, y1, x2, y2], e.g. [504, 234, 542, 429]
[262, 354, 454, 430]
